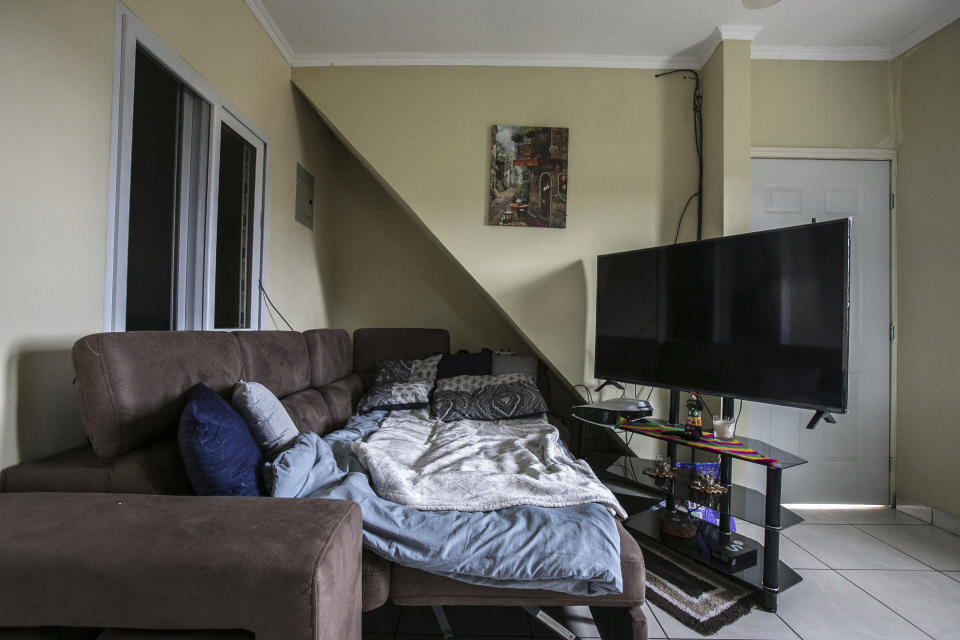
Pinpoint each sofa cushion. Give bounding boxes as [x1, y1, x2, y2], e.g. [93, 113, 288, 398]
[232, 381, 299, 459]
[234, 331, 310, 399]
[178, 384, 263, 496]
[361, 550, 391, 612]
[281, 389, 334, 436]
[318, 375, 364, 429]
[0, 440, 192, 495]
[304, 329, 352, 387]
[0, 493, 363, 640]
[72, 332, 242, 459]
[389, 520, 644, 607]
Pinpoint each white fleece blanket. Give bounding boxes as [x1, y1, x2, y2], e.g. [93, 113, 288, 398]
[352, 408, 627, 518]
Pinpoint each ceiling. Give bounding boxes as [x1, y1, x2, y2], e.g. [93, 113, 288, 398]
[248, 0, 960, 67]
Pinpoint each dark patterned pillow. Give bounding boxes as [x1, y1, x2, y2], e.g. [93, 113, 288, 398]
[374, 354, 442, 386]
[357, 381, 432, 414]
[432, 374, 549, 422]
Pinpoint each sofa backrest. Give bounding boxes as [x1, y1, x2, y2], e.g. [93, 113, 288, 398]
[73, 330, 362, 459]
[352, 328, 451, 389]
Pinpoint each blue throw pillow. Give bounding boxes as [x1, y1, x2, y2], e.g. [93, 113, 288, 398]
[178, 383, 264, 496]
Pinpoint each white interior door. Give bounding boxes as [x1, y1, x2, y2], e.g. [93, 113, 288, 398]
[749, 158, 891, 505]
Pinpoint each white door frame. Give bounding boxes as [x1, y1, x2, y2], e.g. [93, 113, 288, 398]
[751, 147, 898, 507]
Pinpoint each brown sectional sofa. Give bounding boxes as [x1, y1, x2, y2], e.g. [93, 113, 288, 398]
[0, 328, 647, 640]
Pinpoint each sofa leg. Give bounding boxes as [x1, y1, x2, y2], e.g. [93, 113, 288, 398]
[431, 605, 455, 640]
[590, 605, 649, 640]
[522, 606, 577, 640]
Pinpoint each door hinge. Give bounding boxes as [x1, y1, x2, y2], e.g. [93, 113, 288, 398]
[889, 456, 894, 472]
[890, 193, 895, 209]
[890, 323, 896, 342]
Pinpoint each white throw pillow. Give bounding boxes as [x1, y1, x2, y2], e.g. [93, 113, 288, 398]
[231, 380, 300, 459]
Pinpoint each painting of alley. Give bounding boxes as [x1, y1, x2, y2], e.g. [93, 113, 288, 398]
[488, 125, 568, 228]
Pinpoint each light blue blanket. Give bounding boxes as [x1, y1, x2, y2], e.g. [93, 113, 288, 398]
[265, 411, 623, 596]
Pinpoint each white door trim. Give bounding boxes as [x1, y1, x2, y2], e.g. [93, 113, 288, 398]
[751, 147, 898, 507]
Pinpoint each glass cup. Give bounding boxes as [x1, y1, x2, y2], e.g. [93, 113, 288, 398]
[713, 417, 736, 440]
[654, 455, 671, 475]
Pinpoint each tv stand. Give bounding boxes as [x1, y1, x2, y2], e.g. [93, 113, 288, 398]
[577, 417, 807, 612]
[804, 410, 837, 430]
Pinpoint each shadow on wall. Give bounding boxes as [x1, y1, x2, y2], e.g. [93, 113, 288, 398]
[293, 85, 337, 329]
[501, 259, 587, 384]
[7, 343, 86, 464]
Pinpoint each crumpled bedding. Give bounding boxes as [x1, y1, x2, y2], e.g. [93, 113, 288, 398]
[266, 410, 624, 596]
[353, 409, 627, 518]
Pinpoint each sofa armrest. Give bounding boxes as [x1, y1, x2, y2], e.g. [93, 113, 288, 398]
[0, 493, 362, 640]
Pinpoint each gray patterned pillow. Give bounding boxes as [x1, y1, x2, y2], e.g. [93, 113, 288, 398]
[374, 354, 442, 386]
[231, 380, 299, 460]
[357, 381, 432, 414]
[432, 373, 548, 422]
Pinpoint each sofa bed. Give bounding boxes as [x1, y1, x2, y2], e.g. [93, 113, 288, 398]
[0, 328, 647, 640]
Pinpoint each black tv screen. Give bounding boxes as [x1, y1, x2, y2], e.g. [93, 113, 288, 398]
[595, 219, 850, 413]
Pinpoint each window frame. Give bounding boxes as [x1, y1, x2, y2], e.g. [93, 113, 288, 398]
[105, 2, 270, 332]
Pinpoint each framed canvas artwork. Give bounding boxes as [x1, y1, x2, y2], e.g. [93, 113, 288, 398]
[488, 125, 568, 228]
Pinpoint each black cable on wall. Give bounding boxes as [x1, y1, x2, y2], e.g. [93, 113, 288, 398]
[655, 69, 704, 243]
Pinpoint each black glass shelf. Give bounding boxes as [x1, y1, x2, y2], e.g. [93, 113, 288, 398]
[593, 456, 804, 530]
[615, 419, 809, 470]
[624, 509, 803, 596]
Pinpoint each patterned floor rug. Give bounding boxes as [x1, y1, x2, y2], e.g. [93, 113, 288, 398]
[640, 541, 756, 636]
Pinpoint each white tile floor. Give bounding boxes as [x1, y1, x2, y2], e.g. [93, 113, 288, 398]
[362, 508, 960, 639]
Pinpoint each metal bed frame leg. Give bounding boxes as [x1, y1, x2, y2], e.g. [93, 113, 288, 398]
[432, 606, 580, 640]
[523, 606, 579, 639]
[432, 606, 455, 640]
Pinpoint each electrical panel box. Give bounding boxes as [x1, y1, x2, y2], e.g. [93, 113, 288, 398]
[295, 163, 315, 229]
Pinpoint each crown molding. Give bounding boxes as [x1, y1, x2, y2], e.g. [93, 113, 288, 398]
[751, 45, 892, 61]
[244, 0, 295, 65]
[697, 24, 764, 68]
[696, 29, 723, 68]
[291, 52, 700, 70]
[891, 5, 960, 57]
[718, 24, 764, 41]
[245, 3, 960, 69]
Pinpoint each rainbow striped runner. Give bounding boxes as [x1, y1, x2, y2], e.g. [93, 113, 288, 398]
[617, 418, 779, 466]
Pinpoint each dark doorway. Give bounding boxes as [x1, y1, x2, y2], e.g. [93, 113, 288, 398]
[539, 173, 552, 221]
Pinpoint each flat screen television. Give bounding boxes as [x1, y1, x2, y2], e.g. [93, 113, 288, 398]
[595, 219, 850, 413]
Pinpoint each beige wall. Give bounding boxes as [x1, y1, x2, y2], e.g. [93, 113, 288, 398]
[332, 148, 529, 354]
[752, 60, 894, 149]
[293, 66, 699, 389]
[700, 43, 724, 241]
[702, 40, 753, 239]
[893, 18, 960, 515]
[0, 1, 115, 468]
[721, 40, 752, 236]
[0, 0, 337, 468]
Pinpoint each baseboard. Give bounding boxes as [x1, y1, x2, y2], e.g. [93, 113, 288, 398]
[933, 509, 960, 537]
[895, 502, 932, 524]
[897, 502, 960, 536]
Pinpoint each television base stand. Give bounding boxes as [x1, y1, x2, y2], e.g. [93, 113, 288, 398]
[577, 418, 807, 612]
